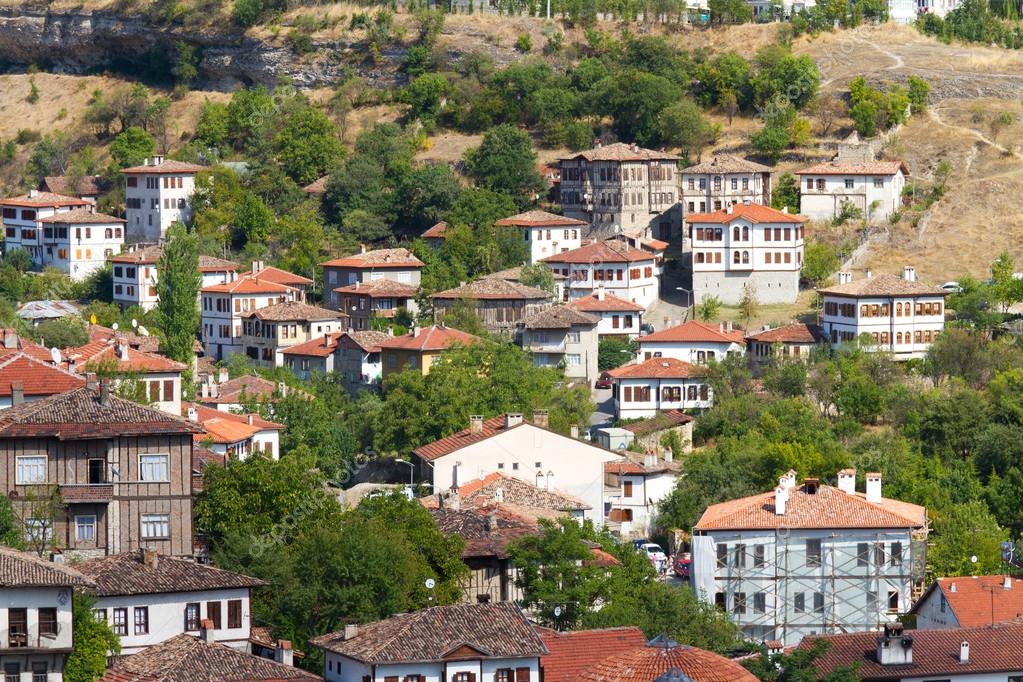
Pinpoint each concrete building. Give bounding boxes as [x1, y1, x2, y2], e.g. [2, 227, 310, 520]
[412, 413, 622, 526]
[432, 279, 554, 336]
[746, 323, 826, 368]
[565, 289, 645, 338]
[604, 450, 681, 538]
[797, 160, 908, 223]
[543, 241, 661, 309]
[607, 357, 712, 419]
[494, 210, 587, 264]
[637, 320, 745, 365]
[692, 471, 927, 646]
[681, 155, 772, 216]
[123, 157, 203, 244]
[518, 306, 600, 385]
[76, 550, 266, 655]
[311, 603, 547, 682]
[559, 142, 681, 241]
[910, 575, 1023, 630]
[686, 203, 806, 305]
[320, 247, 424, 310]
[281, 332, 342, 380]
[819, 268, 948, 359]
[240, 301, 344, 368]
[109, 245, 237, 312]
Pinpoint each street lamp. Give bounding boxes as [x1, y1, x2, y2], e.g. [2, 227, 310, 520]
[395, 458, 414, 488]
[675, 286, 693, 322]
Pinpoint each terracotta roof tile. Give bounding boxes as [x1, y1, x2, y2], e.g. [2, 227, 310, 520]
[542, 242, 656, 265]
[249, 266, 313, 287]
[37, 208, 125, 224]
[309, 602, 547, 663]
[686, 204, 807, 224]
[797, 160, 909, 176]
[245, 301, 341, 322]
[802, 622, 1023, 681]
[448, 472, 589, 513]
[338, 330, 393, 353]
[607, 357, 705, 380]
[577, 639, 758, 682]
[333, 280, 418, 298]
[42, 175, 105, 196]
[77, 551, 266, 596]
[914, 576, 1023, 627]
[562, 142, 680, 163]
[640, 320, 744, 344]
[108, 246, 238, 272]
[694, 482, 926, 531]
[281, 333, 342, 358]
[87, 325, 162, 353]
[187, 402, 283, 445]
[120, 159, 205, 174]
[99, 633, 320, 681]
[201, 276, 294, 295]
[413, 415, 518, 462]
[421, 221, 448, 238]
[70, 341, 187, 374]
[377, 325, 479, 353]
[818, 273, 949, 297]
[745, 323, 825, 344]
[0, 191, 90, 208]
[433, 278, 552, 301]
[567, 292, 645, 313]
[320, 248, 425, 269]
[495, 210, 587, 228]
[604, 448, 682, 475]
[429, 506, 540, 558]
[0, 352, 85, 397]
[0, 546, 94, 587]
[537, 624, 646, 681]
[682, 154, 771, 174]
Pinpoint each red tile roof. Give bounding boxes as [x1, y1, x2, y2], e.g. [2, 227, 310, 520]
[320, 247, 424, 269]
[686, 203, 807, 225]
[37, 209, 125, 224]
[682, 155, 771, 174]
[607, 357, 705, 380]
[429, 506, 540, 558]
[281, 332, 342, 358]
[333, 279, 418, 298]
[562, 142, 680, 162]
[566, 292, 645, 313]
[802, 622, 1023, 681]
[0, 353, 85, 398]
[108, 246, 238, 272]
[201, 276, 294, 295]
[912, 576, 1023, 627]
[0, 191, 90, 208]
[198, 375, 311, 405]
[495, 210, 587, 228]
[413, 415, 520, 462]
[538, 627, 647, 682]
[421, 221, 448, 238]
[120, 159, 205, 174]
[818, 272, 949, 297]
[695, 481, 926, 531]
[542, 241, 656, 265]
[249, 265, 313, 287]
[436, 471, 590, 513]
[244, 301, 340, 322]
[69, 341, 187, 374]
[745, 322, 825, 344]
[797, 159, 909, 176]
[639, 320, 744, 344]
[376, 325, 479, 353]
[578, 639, 758, 682]
[187, 402, 283, 445]
[338, 330, 393, 353]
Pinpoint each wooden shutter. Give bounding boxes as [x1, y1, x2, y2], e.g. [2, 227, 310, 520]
[385, 677, 399, 682]
[516, 667, 530, 682]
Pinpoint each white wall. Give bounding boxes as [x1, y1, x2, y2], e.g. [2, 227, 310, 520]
[637, 339, 744, 364]
[0, 585, 75, 651]
[325, 654, 540, 682]
[822, 293, 945, 359]
[799, 172, 905, 222]
[609, 471, 678, 537]
[525, 226, 582, 265]
[125, 172, 196, 243]
[613, 377, 712, 419]
[549, 261, 661, 309]
[913, 588, 960, 629]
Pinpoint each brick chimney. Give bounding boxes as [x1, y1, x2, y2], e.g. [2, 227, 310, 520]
[142, 548, 159, 570]
[274, 640, 294, 667]
[11, 382, 24, 406]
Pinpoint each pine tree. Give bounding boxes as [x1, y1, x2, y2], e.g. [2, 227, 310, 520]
[156, 223, 201, 371]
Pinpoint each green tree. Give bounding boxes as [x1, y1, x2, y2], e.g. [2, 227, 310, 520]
[156, 223, 201, 367]
[751, 124, 790, 163]
[709, 0, 754, 23]
[233, 0, 263, 26]
[801, 239, 839, 288]
[849, 99, 879, 137]
[908, 75, 931, 114]
[738, 283, 759, 329]
[597, 71, 683, 148]
[109, 127, 155, 170]
[744, 639, 860, 681]
[173, 41, 200, 87]
[657, 99, 717, 162]
[598, 336, 637, 372]
[697, 295, 722, 321]
[0, 495, 22, 548]
[195, 101, 231, 149]
[463, 125, 545, 202]
[233, 193, 276, 247]
[274, 103, 344, 185]
[519, 262, 556, 294]
[439, 297, 487, 336]
[64, 594, 121, 682]
[929, 500, 1008, 576]
[30, 316, 88, 348]
[402, 73, 450, 122]
[771, 172, 800, 212]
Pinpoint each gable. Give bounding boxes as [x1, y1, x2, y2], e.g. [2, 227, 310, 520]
[431, 424, 621, 465]
[443, 643, 491, 660]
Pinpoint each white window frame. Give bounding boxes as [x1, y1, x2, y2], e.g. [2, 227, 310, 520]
[139, 454, 170, 482]
[15, 455, 47, 484]
[141, 513, 170, 539]
[75, 515, 97, 542]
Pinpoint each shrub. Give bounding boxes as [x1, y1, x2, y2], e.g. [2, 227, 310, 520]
[515, 33, 532, 53]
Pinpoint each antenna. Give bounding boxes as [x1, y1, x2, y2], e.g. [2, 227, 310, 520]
[425, 578, 435, 602]
[111, 322, 119, 331]
[50, 347, 61, 365]
[137, 326, 149, 337]
[131, 318, 138, 329]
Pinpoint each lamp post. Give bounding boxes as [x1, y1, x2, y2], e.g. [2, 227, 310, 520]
[675, 286, 693, 322]
[395, 458, 414, 488]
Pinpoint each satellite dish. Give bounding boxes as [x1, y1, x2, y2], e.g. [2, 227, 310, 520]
[131, 318, 138, 329]
[425, 578, 436, 590]
[50, 347, 61, 365]
[111, 322, 119, 331]
[137, 326, 149, 337]
[971, 555, 978, 564]
[554, 606, 562, 618]
[89, 313, 97, 325]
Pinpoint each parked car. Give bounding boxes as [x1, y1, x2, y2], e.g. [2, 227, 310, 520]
[940, 281, 962, 294]
[673, 553, 691, 580]
[639, 323, 656, 336]
[638, 542, 668, 572]
[595, 372, 614, 390]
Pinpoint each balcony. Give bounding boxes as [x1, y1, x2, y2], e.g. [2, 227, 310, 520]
[527, 339, 567, 353]
[3, 624, 68, 651]
[59, 484, 113, 503]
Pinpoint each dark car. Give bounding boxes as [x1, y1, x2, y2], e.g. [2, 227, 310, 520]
[595, 372, 614, 390]
[639, 323, 656, 336]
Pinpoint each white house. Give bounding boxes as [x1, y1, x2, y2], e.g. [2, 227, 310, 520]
[819, 268, 948, 359]
[889, 0, 918, 22]
[910, 575, 1023, 630]
[310, 602, 548, 682]
[518, 306, 600, 386]
[686, 203, 807, 305]
[681, 155, 772, 216]
[604, 450, 681, 538]
[186, 402, 283, 461]
[918, 0, 961, 17]
[606, 357, 711, 420]
[494, 210, 587, 265]
[637, 320, 745, 365]
[745, 323, 826, 368]
[543, 241, 661, 309]
[110, 245, 237, 312]
[692, 470, 927, 647]
[565, 289, 644, 337]
[0, 546, 94, 682]
[797, 160, 908, 223]
[123, 157, 203, 244]
[320, 247, 424, 310]
[200, 272, 301, 361]
[64, 339, 187, 416]
[799, 621, 1023, 681]
[240, 301, 345, 368]
[76, 550, 266, 655]
[412, 413, 622, 525]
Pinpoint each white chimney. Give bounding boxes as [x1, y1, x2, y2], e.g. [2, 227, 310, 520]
[726, 321, 733, 332]
[495, 487, 504, 503]
[644, 451, 657, 468]
[781, 206, 788, 214]
[187, 407, 198, 422]
[866, 473, 882, 503]
[118, 342, 129, 361]
[780, 470, 797, 491]
[505, 413, 523, 429]
[274, 640, 294, 667]
[218, 367, 229, 384]
[28, 188, 39, 199]
[774, 486, 786, 515]
[570, 424, 580, 439]
[903, 265, 917, 282]
[877, 623, 913, 666]
[533, 410, 549, 428]
[726, 204, 734, 215]
[596, 286, 605, 301]
[960, 641, 969, 665]
[837, 469, 856, 495]
[343, 624, 359, 640]
[866, 270, 873, 279]
[546, 470, 554, 490]
[469, 415, 484, 433]
[1005, 575, 1013, 590]
[950, 581, 957, 593]
[453, 462, 464, 488]
[247, 414, 254, 425]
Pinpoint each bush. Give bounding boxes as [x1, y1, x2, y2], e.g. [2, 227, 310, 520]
[515, 33, 532, 53]
[233, 0, 263, 26]
[15, 129, 41, 145]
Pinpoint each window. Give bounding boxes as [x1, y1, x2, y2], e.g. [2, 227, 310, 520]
[794, 592, 805, 613]
[207, 601, 222, 629]
[940, 594, 947, 613]
[3, 665, 17, 682]
[39, 608, 57, 637]
[16, 455, 46, 484]
[844, 178, 854, 189]
[452, 674, 475, 682]
[139, 454, 169, 481]
[716, 544, 727, 568]
[733, 592, 746, 615]
[76, 515, 96, 542]
[141, 514, 169, 539]
[813, 592, 825, 613]
[185, 603, 200, 631]
[228, 599, 242, 629]
[163, 380, 173, 402]
[496, 671, 513, 682]
[734, 543, 746, 568]
[806, 539, 822, 567]
[874, 542, 886, 566]
[891, 542, 903, 566]
[754, 592, 766, 614]
[31, 663, 47, 682]
[94, 609, 107, 623]
[857, 543, 869, 567]
[873, 177, 884, 188]
[622, 480, 634, 498]
[887, 590, 899, 613]
[867, 590, 878, 612]
[134, 607, 149, 635]
[113, 608, 128, 635]
[754, 545, 765, 568]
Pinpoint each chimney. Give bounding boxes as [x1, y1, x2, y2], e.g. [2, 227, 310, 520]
[453, 461, 464, 489]
[151, 155, 164, 166]
[28, 188, 39, 199]
[596, 286, 605, 301]
[218, 367, 229, 384]
[719, 322, 724, 333]
[199, 619, 215, 643]
[780, 470, 796, 491]
[360, 244, 367, 254]
[726, 321, 733, 332]
[485, 512, 498, 532]
[663, 448, 673, 462]
[274, 640, 294, 667]
[570, 424, 580, 439]
[726, 204, 733, 215]
[959, 641, 969, 665]
[532, 410, 549, 428]
[838, 271, 852, 285]
[866, 270, 873, 279]
[469, 415, 484, 433]
[11, 382, 24, 406]
[505, 413, 523, 429]
[413, 326, 421, 338]
[187, 406, 198, 422]
[774, 486, 786, 515]
[251, 260, 262, 274]
[950, 581, 957, 593]
[781, 206, 788, 214]
[86, 372, 98, 392]
[201, 383, 210, 398]
[866, 472, 882, 503]
[99, 377, 111, 406]
[804, 477, 820, 494]
[877, 623, 912, 666]
[2, 330, 17, 349]
[903, 265, 917, 282]
[247, 414, 254, 425]
[324, 333, 330, 347]
[142, 548, 159, 570]
[495, 486, 505, 503]
[118, 342, 129, 361]
[837, 469, 856, 495]
[644, 451, 657, 468]
[68, 358, 76, 374]
[343, 624, 359, 640]
[1005, 575, 1013, 590]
